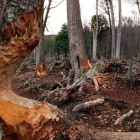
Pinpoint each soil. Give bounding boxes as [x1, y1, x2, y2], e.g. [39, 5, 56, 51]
[12, 64, 140, 133]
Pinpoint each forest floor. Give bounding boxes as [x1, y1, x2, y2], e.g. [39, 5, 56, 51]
[12, 61, 140, 133]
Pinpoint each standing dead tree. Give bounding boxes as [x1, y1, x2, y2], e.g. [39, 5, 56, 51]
[116, 0, 122, 59]
[109, 0, 116, 59]
[92, 0, 99, 60]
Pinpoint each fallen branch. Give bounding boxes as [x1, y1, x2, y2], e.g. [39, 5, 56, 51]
[67, 69, 75, 87]
[93, 132, 140, 140]
[115, 110, 134, 125]
[72, 98, 105, 112]
[92, 77, 99, 91]
[58, 67, 101, 104]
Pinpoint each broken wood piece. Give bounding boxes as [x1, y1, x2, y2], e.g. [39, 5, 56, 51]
[92, 77, 99, 91]
[36, 61, 47, 77]
[72, 98, 105, 112]
[93, 132, 140, 140]
[67, 69, 75, 87]
[115, 110, 134, 125]
[61, 71, 65, 81]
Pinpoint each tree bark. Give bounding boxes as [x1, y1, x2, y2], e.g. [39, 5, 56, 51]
[116, 0, 122, 59]
[36, 0, 53, 76]
[0, 1, 67, 139]
[67, 0, 91, 78]
[109, 0, 116, 60]
[93, 0, 99, 60]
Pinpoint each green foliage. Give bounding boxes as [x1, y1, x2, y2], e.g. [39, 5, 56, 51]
[55, 24, 69, 53]
[44, 38, 55, 48]
[83, 25, 92, 48]
[91, 15, 110, 39]
[83, 25, 93, 58]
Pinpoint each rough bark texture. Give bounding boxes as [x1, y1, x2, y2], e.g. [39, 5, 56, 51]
[0, 1, 66, 139]
[109, 0, 116, 60]
[116, 0, 122, 59]
[67, 0, 91, 78]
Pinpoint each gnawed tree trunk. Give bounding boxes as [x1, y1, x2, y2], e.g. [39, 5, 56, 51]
[0, 1, 139, 140]
[0, 1, 67, 139]
[67, 0, 92, 79]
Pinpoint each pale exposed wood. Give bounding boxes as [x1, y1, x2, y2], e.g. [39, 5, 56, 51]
[115, 110, 134, 125]
[36, 62, 47, 76]
[0, 1, 67, 139]
[72, 99, 105, 112]
[93, 132, 140, 140]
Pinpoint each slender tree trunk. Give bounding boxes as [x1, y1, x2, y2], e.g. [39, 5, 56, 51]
[67, 0, 91, 78]
[36, 0, 52, 76]
[93, 0, 99, 60]
[116, 0, 122, 59]
[109, 0, 116, 60]
[36, 45, 40, 68]
[93, 36, 98, 60]
[106, 1, 112, 58]
[136, 0, 140, 19]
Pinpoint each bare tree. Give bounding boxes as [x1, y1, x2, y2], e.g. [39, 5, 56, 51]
[132, 0, 140, 19]
[93, 0, 99, 60]
[109, 0, 116, 59]
[124, 0, 140, 19]
[116, 0, 122, 59]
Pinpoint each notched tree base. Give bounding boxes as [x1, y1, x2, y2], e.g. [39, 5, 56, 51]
[0, 90, 66, 140]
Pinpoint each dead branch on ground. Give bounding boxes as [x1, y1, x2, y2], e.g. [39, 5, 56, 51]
[115, 110, 134, 125]
[72, 98, 105, 112]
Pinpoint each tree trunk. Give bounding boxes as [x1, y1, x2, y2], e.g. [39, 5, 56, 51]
[37, 32, 45, 66]
[0, 1, 67, 139]
[106, 0, 112, 59]
[116, 0, 122, 59]
[67, 0, 91, 78]
[36, 45, 40, 68]
[93, 35, 98, 60]
[93, 0, 99, 60]
[36, 0, 52, 76]
[136, 0, 140, 19]
[109, 0, 116, 60]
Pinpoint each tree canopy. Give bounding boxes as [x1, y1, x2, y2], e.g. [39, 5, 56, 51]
[55, 23, 69, 55]
[91, 14, 110, 39]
